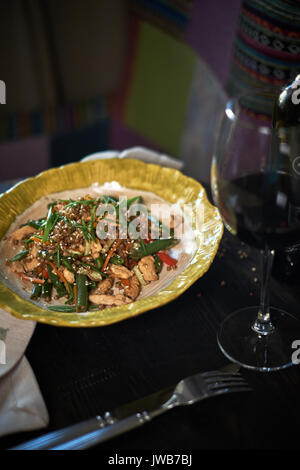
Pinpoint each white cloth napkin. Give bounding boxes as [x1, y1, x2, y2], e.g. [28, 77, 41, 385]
[81, 146, 184, 170]
[0, 356, 49, 437]
[0, 308, 49, 437]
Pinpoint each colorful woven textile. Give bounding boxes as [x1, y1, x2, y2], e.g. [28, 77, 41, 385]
[227, 0, 300, 116]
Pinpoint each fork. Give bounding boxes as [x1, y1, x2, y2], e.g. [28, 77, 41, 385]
[12, 370, 252, 450]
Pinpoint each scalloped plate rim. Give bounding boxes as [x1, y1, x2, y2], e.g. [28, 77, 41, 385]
[0, 158, 223, 327]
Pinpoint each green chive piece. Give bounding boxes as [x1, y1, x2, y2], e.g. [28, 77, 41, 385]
[154, 254, 163, 273]
[129, 238, 179, 260]
[9, 249, 29, 262]
[47, 265, 67, 298]
[41, 281, 53, 301]
[65, 283, 74, 305]
[61, 258, 75, 273]
[89, 205, 97, 242]
[20, 219, 46, 230]
[47, 305, 76, 313]
[76, 273, 88, 312]
[95, 255, 104, 269]
[110, 256, 124, 265]
[57, 244, 60, 268]
[42, 207, 58, 242]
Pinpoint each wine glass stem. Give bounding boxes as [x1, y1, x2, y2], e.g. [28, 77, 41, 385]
[252, 248, 275, 336]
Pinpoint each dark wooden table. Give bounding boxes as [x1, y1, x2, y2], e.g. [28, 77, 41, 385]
[0, 179, 300, 450]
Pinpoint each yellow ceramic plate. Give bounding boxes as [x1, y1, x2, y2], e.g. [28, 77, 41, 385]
[0, 159, 223, 327]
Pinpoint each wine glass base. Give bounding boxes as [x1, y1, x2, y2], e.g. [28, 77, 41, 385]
[218, 307, 300, 371]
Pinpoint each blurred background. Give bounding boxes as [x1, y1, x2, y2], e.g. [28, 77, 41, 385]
[0, 0, 299, 184]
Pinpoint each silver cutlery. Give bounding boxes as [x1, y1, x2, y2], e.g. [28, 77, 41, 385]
[12, 366, 251, 450]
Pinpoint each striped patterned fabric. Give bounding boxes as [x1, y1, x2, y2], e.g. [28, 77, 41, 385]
[227, 0, 300, 117]
[0, 97, 107, 142]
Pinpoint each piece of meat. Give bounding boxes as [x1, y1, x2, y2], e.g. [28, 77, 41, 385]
[31, 244, 38, 257]
[110, 264, 132, 280]
[73, 243, 85, 254]
[123, 273, 141, 300]
[23, 257, 39, 272]
[91, 239, 102, 259]
[138, 256, 158, 282]
[63, 268, 75, 284]
[23, 244, 39, 272]
[88, 293, 132, 306]
[9, 225, 36, 243]
[96, 278, 112, 294]
[9, 260, 24, 273]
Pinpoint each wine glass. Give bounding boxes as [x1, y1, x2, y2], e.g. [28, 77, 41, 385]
[211, 90, 300, 371]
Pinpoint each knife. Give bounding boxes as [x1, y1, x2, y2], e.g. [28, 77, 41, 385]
[11, 363, 240, 450]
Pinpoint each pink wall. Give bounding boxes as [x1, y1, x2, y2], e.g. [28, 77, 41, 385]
[187, 0, 241, 85]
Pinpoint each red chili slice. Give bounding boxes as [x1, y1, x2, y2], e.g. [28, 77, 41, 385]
[157, 252, 177, 266]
